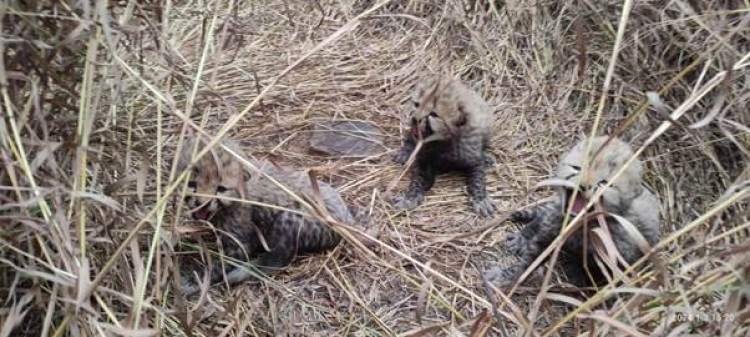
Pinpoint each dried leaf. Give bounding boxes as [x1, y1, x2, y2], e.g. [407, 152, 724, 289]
[610, 213, 668, 284]
[577, 312, 648, 337]
[76, 257, 92, 315]
[398, 321, 450, 337]
[68, 191, 122, 211]
[533, 178, 577, 190]
[0, 293, 33, 337]
[30, 141, 61, 171]
[545, 292, 584, 307]
[468, 309, 491, 337]
[102, 325, 159, 337]
[646, 91, 670, 115]
[447, 325, 467, 337]
[385, 139, 424, 196]
[137, 154, 148, 203]
[0, 259, 74, 287]
[574, 0, 587, 79]
[103, 175, 138, 195]
[415, 261, 432, 325]
[690, 66, 732, 129]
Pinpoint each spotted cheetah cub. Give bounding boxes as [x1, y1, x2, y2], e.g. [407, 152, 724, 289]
[487, 136, 660, 287]
[176, 136, 353, 295]
[393, 75, 495, 216]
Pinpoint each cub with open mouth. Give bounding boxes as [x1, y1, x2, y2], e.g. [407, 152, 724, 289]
[486, 136, 661, 287]
[176, 135, 355, 296]
[393, 75, 496, 216]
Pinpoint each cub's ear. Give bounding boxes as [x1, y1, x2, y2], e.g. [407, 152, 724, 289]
[236, 171, 247, 200]
[455, 103, 468, 127]
[220, 138, 242, 154]
[622, 169, 645, 201]
[176, 136, 198, 171]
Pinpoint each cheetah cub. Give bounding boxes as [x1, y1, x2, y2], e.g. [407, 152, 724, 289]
[393, 75, 495, 216]
[487, 136, 660, 287]
[176, 136, 353, 295]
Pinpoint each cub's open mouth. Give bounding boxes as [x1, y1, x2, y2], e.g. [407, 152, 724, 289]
[565, 189, 592, 216]
[191, 206, 214, 221]
[411, 120, 433, 139]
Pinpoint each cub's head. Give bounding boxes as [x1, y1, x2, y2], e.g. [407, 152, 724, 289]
[408, 76, 470, 143]
[175, 136, 246, 221]
[554, 136, 644, 215]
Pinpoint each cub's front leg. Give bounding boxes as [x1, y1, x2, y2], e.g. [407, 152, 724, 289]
[179, 233, 250, 296]
[466, 165, 495, 217]
[394, 163, 435, 211]
[393, 134, 417, 165]
[508, 200, 563, 248]
[486, 201, 561, 286]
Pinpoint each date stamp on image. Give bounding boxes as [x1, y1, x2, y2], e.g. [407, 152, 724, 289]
[670, 311, 736, 323]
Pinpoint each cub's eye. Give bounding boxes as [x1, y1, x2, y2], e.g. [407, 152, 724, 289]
[597, 180, 608, 186]
[216, 185, 228, 193]
[428, 111, 438, 118]
[187, 181, 197, 189]
[570, 165, 581, 171]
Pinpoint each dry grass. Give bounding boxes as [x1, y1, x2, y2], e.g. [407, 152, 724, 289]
[1, 0, 749, 336]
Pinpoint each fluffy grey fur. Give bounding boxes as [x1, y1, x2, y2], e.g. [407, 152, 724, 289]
[394, 75, 495, 216]
[176, 136, 353, 295]
[486, 136, 661, 287]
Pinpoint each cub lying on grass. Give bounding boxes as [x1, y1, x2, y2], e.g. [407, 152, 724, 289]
[175, 135, 355, 295]
[487, 136, 661, 287]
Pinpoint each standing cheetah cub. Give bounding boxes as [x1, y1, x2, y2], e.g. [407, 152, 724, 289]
[487, 136, 660, 287]
[393, 75, 495, 216]
[176, 136, 353, 295]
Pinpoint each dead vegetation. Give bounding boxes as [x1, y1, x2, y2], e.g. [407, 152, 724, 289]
[1, 0, 748, 336]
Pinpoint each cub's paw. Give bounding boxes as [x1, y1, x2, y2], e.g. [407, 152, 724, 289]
[393, 149, 411, 165]
[179, 275, 201, 297]
[471, 197, 495, 217]
[392, 194, 423, 211]
[483, 152, 498, 167]
[353, 209, 381, 243]
[505, 233, 526, 255]
[484, 267, 517, 288]
[510, 209, 534, 223]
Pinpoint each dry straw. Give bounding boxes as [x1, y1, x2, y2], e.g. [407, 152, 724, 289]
[1, 0, 748, 336]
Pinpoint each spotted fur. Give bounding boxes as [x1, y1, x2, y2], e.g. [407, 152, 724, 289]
[486, 136, 661, 287]
[176, 136, 352, 295]
[393, 75, 495, 216]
